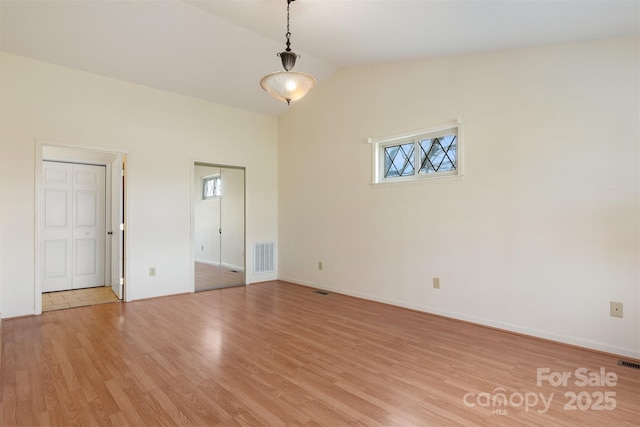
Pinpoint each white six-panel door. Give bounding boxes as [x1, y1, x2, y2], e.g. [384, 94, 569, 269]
[110, 156, 124, 299]
[42, 161, 106, 292]
[42, 162, 73, 292]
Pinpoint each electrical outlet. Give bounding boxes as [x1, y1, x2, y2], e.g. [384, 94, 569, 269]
[433, 277, 440, 289]
[610, 301, 623, 318]
[149, 267, 156, 277]
[318, 261, 323, 271]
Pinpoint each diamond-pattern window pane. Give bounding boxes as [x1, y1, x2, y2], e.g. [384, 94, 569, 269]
[384, 143, 415, 177]
[419, 134, 457, 174]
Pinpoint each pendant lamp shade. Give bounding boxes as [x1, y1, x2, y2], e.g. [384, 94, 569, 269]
[260, 71, 316, 105]
[260, 0, 314, 105]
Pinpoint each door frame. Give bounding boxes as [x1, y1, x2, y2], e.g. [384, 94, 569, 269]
[34, 139, 129, 314]
[190, 160, 246, 292]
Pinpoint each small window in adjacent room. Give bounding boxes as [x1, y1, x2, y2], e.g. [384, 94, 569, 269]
[202, 175, 221, 199]
[370, 119, 463, 185]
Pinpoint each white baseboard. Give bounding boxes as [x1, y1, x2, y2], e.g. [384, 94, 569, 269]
[278, 276, 639, 360]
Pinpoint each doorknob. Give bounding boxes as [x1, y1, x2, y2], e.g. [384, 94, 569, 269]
[107, 231, 113, 235]
[219, 229, 222, 234]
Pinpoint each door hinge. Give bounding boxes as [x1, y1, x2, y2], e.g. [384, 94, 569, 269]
[120, 223, 125, 231]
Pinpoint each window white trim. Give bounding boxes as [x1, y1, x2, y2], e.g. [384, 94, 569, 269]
[202, 174, 222, 199]
[369, 118, 464, 185]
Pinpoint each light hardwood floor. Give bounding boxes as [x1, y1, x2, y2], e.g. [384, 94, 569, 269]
[1, 281, 638, 426]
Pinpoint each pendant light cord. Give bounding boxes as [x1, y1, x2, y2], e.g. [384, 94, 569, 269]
[285, 0, 292, 52]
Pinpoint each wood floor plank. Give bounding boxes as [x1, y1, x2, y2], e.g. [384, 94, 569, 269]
[147, 387, 198, 427]
[1, 281, 638, 426]
[157, 376, 224, 426]
[103, 379, 147, 427]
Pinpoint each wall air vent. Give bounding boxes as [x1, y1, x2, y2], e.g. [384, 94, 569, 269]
[254, 242, 275, 274]
[617, 360, 640, 370]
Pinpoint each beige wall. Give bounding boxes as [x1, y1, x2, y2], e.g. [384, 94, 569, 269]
[278, 37, 639, 358]
[0, 52, 278, 317]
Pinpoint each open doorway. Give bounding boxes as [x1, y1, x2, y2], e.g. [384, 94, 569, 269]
[35, 142, 127, 313]
[193, 163, 245, 291]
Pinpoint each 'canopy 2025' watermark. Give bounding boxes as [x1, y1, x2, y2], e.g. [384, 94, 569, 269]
[462, 367, 618, 415]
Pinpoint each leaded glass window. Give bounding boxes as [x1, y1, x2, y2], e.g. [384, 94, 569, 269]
[419, 134, 457, 174]
[384, 143, 415, 178]
[371, 119, 463, 184]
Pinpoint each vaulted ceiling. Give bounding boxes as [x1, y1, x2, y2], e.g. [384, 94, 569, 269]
[1, 0, 638, 116]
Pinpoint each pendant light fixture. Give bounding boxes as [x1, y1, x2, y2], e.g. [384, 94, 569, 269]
[260, 0, 315, 105]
